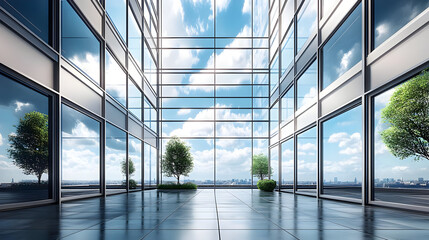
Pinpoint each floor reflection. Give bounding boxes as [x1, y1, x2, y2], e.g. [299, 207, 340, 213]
[1, 189, 429, 239]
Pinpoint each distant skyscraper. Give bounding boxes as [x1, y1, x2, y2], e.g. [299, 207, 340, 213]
[334, 177, 338, 184]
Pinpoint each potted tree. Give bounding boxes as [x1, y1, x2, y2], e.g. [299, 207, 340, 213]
[252, 154, 276, 191]
[159, 136, 197, 189]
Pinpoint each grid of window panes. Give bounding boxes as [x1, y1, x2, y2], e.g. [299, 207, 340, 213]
[267, 0, 429, 208]
[160, 0, 269, 186]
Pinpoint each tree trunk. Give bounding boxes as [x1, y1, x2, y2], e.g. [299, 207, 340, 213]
[37, 174, 42, 184]
[259, 174, 263, 180]
[177, 176, 180, 185]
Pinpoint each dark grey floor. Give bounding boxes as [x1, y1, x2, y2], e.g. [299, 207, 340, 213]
[1, 189, 429, 240]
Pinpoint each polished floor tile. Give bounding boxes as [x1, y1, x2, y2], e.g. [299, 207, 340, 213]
[0, 189, 428, 239]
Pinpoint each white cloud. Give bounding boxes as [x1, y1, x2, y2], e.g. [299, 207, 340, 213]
[177, 109, 192, 115]
[328, 132, 362, 155]
[301, 87, 317, 107]
[375, 23, 389, 42]
[0, 133, 2, 146]
[14, 101, 31, 112]
[62, 148, 100, 181]
[70, 53, 100, 82]
[392, 166, 409, 172]
[0, 160, 14, 170]
[242, 0, 251, 14]
[298, 142, 317, 151]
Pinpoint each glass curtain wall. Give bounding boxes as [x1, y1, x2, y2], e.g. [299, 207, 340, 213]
[161, 0, 269, 186]
[0, 74, 51, 204]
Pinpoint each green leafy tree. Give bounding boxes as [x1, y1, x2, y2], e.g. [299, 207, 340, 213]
[162, 136, 194, 184]
[8, 111, 49, 184]
[121, 157, 137, 189]
[252, 154, 272, 180]
[381, 71, 429, 161]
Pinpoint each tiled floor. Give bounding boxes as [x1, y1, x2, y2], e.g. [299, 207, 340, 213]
[1, 189, 429, 240]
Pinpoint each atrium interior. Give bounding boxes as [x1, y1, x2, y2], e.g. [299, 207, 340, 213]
[0, 0, 429, 239]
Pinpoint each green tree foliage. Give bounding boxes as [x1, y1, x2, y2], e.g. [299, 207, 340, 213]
[121, 157, 136, 177]
[162, 136, 194, 184]
[8, 111, 49, 184]
[121, 158, 137, 189]
[381, 71, 429, 161]
[252, 154, 272, 180]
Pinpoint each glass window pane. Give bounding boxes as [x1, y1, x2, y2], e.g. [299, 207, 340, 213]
[216, 122, 252, 137]
[322, 105, 362, 199]
[253, 0, 269, 37]
[144, 42, 157, 91]
[270, 146, 279, 183]
[106, 0, 126, 41]
[128, 79, 142, 120]
[216, 109, 251, 120]
[144, 143, 157, 186]
[0, 74, 50, 204]
[144, 97, 157, 133]
[281, 24, 294, 75]
[163, 122, 214, 138]
[216, 139, 252, 185]
[128, 7, 142, 68]
[281, 138, 294, 189]
[322, 3, 362, 89]
[61, 104, 100, 197]
[297, 126, 317, 193]
[0, 0, 50, 43]
[216, 85, 252, 97]
[270, 102, 279, 136]
[106, 51, 126, 107]
[61, 0, 100, 84]
[162, 139, 214, 185]
[374, 72, 429, 207]
[297, 60, 317, 111]
[297, 0, 317, 53]
[216, 0, 251, 37]
[281, 86, 294, 124]
[106, 123, 127, 193]
[373, 0, 429, 49]
[162, 108, 214, 121]
[270, 54, 279, 94]
[128, 135, 142, 190]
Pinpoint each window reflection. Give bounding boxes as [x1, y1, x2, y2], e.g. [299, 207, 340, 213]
[128, 135, 142, 190]
[297, 60, 317, 111]
[61, 0, 100, 84]
[297, 126, 317, 193]
[61, 104, 100, 197]
[281, 86, 294, 124]
[144, 143, 157, 187]
[216, 139, 252, 185]
[105, 123, 126, 193]
[374, 72, 429, 207]
[270, 146, 279, 184]
[144, 97, 157, 133]
[0, 0, 50, 43]
[128, 79, 142, 120]
[297, 0, 317, 53]
[144, 42, 157, 91]
[322, 3, 361, 89]
[281, 24, 294, 75]
[372, 0, 429, 49]
[281, 138, 294, 190]
[0, 74, 50, 204]
[322, 105, 362, 199]
[105, 50, 126, 107]
[270, 54, 279, 94]
[106, 0, 126, 42]
[270, 102, 279, 136]
[128, 7, 142, 68]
